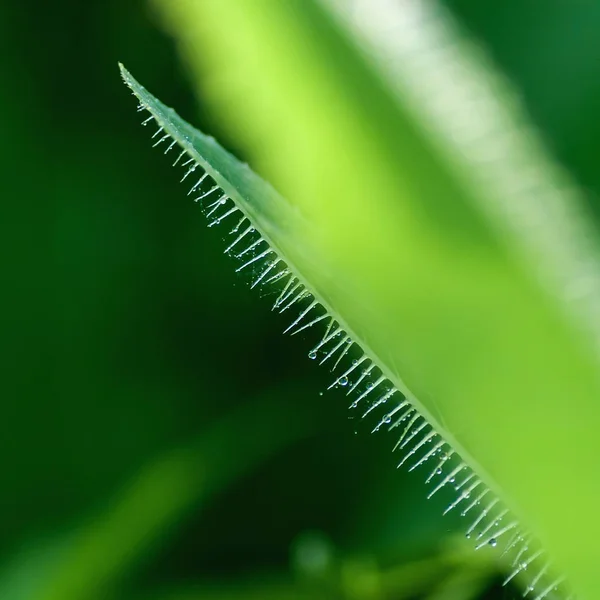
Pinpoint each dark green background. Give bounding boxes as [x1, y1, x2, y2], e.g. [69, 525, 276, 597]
[2, 1, 599, 598]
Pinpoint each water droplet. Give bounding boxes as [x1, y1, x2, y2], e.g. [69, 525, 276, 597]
[465, 533, 471, 539]
[489, 538, 497, 547]
[339, 376, 348, 386]
[308, 351, 317, 360]
[352, 359, 358, 365]
[449, 477, 456, 483]
[383, 414, 392, 424]
[436, 468, 443, 475]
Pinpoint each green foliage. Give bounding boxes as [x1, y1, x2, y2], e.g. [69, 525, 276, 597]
[5, 1, 600, 600]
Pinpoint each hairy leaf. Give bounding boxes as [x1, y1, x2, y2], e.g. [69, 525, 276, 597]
[122, 3, 600, 594]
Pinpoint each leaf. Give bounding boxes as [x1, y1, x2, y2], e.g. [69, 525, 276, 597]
[26, 390, 315, 600]
[121, 2, 600, 593]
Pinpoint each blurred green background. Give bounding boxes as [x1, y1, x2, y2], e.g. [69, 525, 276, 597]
[3, 1, 600, 599]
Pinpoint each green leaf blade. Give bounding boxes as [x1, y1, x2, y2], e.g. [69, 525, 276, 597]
[121, 0, 600, 585]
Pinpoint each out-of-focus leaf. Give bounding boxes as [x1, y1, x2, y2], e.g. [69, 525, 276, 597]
[19, 390, 316, 600]
[118, 538, 494, 600]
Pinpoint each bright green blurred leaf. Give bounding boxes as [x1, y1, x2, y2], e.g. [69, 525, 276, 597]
[138, 1, 600, 597]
